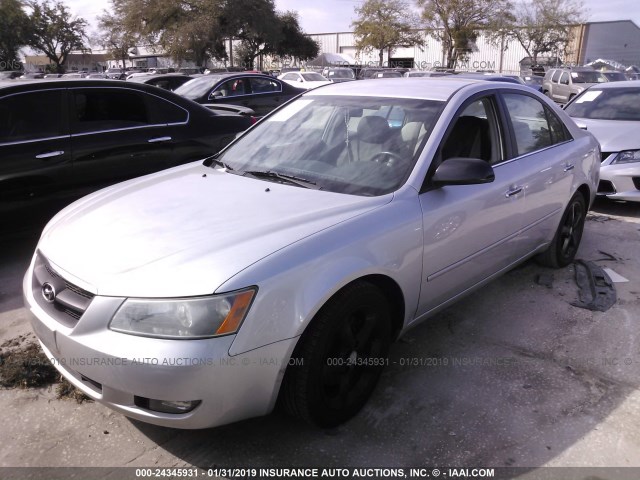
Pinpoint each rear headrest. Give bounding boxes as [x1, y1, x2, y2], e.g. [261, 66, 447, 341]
[357, 115, 390, 144]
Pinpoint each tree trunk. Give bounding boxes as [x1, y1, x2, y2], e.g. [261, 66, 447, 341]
[379, 48, 383, 67]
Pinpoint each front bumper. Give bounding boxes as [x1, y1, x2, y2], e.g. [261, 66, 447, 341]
[23, 256, 297, 429]
[598, 160, 640, 202]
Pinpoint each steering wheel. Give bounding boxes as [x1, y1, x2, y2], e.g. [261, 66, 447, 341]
[370, 151, 405, 166]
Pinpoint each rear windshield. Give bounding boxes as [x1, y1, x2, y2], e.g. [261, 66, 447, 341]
[572, 71, 607, 83]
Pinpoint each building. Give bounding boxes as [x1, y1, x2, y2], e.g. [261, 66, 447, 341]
[306, 20, 640, 74]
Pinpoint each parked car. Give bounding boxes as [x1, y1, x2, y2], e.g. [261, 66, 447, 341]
[403, 71, 451, 78]
[20, 72, 45, 79]
[321, 67, 356, 83]
[127, 73, 194, 91]
[0, 71, 24, 80]
[85, 73, 108, 79]
[521, 75, 543, 90]
[369, 70, 403, 79]
[105, 68, 126, 80]
[0, 79, 253, 203]
[278, 71, 331, 89]
[542, 67, 608, 104]
[25, 78, 599, 429]
[565, 80, 640, 202]
[174, 73, 305, 116]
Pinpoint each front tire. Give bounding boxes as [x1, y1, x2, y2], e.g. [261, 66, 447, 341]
[536, 193, 587, 268]
[280, 281, 392, 427]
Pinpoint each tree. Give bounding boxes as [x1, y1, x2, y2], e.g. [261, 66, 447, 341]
[95, 10, 137, 69]
[497, 0, 585, 65]
[27, 0, 87, 73]
[110, 0, 227, 68]
[273, 12, 319, 64]
[417, 0, 512, 69]
[351, 0, 423, 67]
[219, 0, 280, 69]
[0, 0, 30, 70]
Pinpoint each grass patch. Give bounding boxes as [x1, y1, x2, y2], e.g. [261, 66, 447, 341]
[0, 342, 58, 388]
[56, 377, 92, 403]
[0, 340, 92, 403]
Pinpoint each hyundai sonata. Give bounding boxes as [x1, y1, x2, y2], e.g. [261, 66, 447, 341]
[25, 78, 600, 429]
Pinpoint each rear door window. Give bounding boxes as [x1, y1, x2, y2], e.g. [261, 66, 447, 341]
[0, 90, 66, 143]
[503, 93, 570, 156]
[71, 89, 150, 133]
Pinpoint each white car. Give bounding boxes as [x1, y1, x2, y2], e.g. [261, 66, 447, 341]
[565, 81, 640, 202]
[278, 71, 331, 89]
[24, 78, 599, 430]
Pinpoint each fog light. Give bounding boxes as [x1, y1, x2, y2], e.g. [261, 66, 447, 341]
[134, 396, 201, 414]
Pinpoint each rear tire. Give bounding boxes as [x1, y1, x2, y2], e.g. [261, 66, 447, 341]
[280, 281, 392, 427]
[536, 193, 587, 268]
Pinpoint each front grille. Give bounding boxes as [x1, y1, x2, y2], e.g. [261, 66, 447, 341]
[32, 254, 95, 328]
[601, 152, 613, 162]
[45, 264, 93, 299]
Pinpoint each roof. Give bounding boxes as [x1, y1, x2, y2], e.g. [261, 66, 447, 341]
[306, 52, 357, 67]
[304, 77, 486, 101]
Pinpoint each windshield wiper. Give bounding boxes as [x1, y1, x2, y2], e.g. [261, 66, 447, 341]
[242, 170, 321, 189]
[204, 154, 234, 171]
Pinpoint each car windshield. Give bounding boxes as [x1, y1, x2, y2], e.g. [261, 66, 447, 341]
[215, 95, 443, 196]
[174, 76, 223, 99]
[602, 72, 627, 81]
[106, 69, 123, 73]
[329, 69, 355, 79]
[302, 73, 327, 82]
[565, 87, 640, 120]
[572, 71, 607, 83]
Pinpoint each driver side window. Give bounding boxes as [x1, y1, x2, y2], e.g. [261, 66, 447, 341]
[439, 97, 502, 165]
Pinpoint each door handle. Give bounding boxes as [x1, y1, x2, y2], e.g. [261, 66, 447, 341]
[35, 150, 65, 159]
[505, 186, 523, 197]
[148, 136, 172, 143]
[563, 164, 575, 172]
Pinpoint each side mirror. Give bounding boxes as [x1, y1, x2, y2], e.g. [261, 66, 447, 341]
[210, 91, 223, 98]
[297, 78, 303, 82]
[432, 158, 495, 186]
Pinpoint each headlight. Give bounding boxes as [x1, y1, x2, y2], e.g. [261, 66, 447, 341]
[109, 288, 256, 339]
[611, 150, 640, 164]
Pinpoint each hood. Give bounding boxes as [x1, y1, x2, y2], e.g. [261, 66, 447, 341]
[39, 163, 389, 297]
[573, 118, 640, 152]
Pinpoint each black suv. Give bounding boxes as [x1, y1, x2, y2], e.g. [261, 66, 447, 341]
[0, 79, 253, 204]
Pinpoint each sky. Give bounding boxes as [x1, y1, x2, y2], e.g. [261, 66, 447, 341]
[66, 0, 640, 37]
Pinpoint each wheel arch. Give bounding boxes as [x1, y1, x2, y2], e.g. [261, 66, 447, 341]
[576, 183, 592, 209]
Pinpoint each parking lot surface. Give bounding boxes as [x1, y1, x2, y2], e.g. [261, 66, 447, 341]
[0, 199, 639, 476]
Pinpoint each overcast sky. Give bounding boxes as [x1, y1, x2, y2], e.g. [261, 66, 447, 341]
[66, 0, 640, 37]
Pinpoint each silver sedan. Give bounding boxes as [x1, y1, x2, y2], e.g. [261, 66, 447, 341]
[24, 78, 600, 429]
[565, 80, 640, 202]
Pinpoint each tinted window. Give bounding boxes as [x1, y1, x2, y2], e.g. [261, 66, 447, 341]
[560, 72, 570, 85]
[0, 90, 65, 143]
[71, 89, 149, 133]
[551, 70, 562, 82]
[250, 77, 281, 93]
[503, 93, 568, 156]
[145, 95, 188, 124]
[282, 73, 298, 81]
